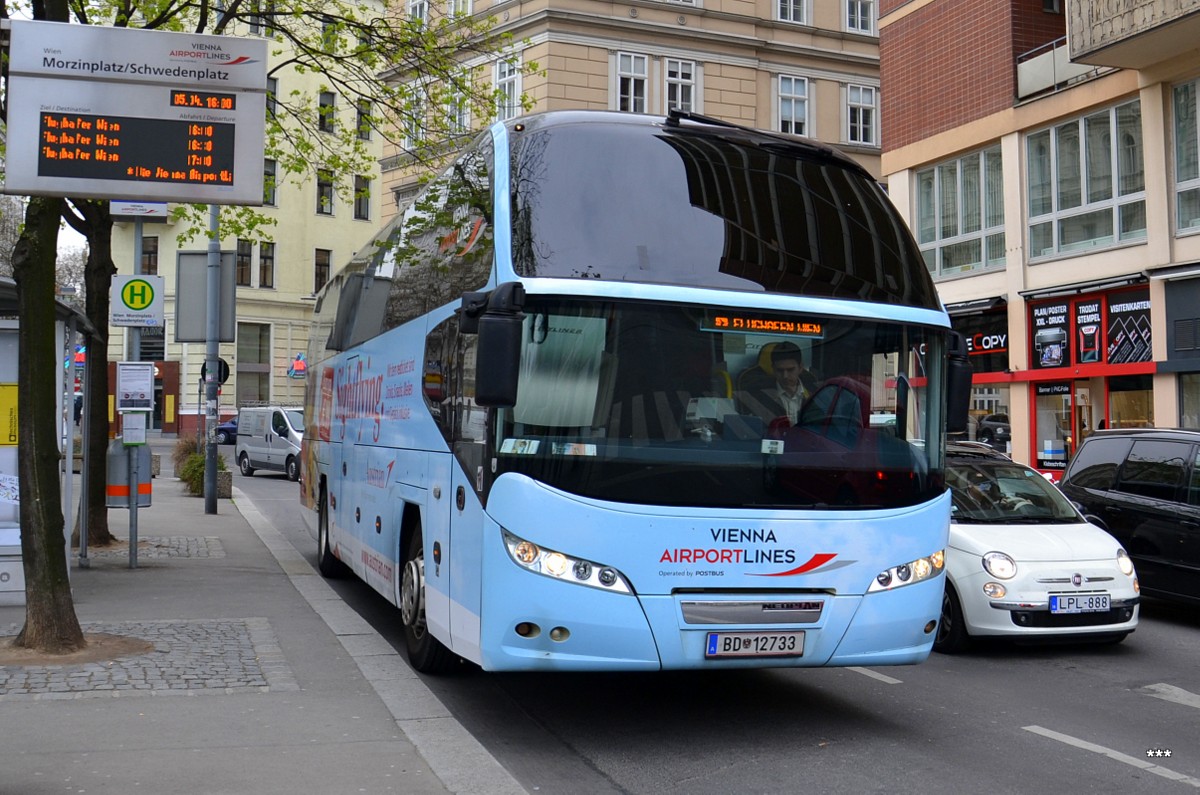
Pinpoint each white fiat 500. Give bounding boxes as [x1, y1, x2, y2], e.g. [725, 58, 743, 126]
[936, 443, 1140, 653]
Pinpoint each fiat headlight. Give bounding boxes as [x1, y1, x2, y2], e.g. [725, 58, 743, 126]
[1117, 549, 1135, 577]
[502, 530, 632, 594]
[868, 549, 945, 592]
[982, 551, 1017, 579]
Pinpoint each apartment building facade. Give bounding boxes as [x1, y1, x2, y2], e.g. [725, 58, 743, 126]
[880, 0, 1200, 476]
[383, 0, 886, 215]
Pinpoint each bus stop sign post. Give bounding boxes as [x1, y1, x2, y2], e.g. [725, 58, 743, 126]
[113, 362, 155, 568]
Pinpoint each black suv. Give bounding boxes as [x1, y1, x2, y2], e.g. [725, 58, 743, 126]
[1059, 428, 1200, 605]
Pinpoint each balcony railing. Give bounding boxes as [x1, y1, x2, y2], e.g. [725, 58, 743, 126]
[1016, 37, 1111, 100]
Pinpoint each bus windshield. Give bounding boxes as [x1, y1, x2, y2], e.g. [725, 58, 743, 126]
[492, 296, 947, 509]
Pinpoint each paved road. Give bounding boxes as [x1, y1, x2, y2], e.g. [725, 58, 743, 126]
[236, 467, 1200, 794]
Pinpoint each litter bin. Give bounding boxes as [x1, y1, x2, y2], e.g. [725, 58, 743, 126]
[106, 439, 152, 508]
[0, 521, 23, 606]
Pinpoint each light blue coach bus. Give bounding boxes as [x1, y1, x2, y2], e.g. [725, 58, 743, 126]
[301, 110, 970, 673]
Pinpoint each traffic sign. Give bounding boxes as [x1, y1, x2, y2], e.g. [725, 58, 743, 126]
[111, 275, 165, 327]
[201, 357, 230, 384]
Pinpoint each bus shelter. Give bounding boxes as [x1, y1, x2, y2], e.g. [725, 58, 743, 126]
[0, 277, 95, 605]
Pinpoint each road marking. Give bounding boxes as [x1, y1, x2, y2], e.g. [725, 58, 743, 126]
[1143, 684, 1200, 710]
[848, 666, 902, 684]
[1023, 725, 1200, 788]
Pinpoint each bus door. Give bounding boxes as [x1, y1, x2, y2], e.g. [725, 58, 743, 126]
[448, 441, 487, 661]
[423, 452, 454, 649]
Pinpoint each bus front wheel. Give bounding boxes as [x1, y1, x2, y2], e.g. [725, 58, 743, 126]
[316, 488, 346, 578]
[400, 526, 457, 674]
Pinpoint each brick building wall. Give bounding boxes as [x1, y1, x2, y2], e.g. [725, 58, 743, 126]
[881, 0, 1066, 151]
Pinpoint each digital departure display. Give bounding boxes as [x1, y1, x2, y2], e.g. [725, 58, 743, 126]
[170, 90, 237, 111]
[702, 313, 825, 338]
[38, 110, 235, 187]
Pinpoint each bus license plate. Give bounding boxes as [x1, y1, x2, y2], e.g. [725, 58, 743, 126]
[1049, 593, 1110, 614]
[705, 631, 804, 658]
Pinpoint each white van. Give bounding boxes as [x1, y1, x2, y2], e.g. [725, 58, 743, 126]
[235, 406, 304, 480]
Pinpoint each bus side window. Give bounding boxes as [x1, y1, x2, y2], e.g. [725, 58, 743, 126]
[382, 136, 495, 333]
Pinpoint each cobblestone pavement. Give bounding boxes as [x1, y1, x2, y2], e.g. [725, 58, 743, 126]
[74, 535, 226, 560]
[0, 617, 297, 700]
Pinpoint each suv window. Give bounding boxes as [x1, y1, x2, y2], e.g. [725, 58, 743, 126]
[1064, 436, 1130, 489]
[1114, 440, 1192, 501]
[1190, 450, 1200, 507]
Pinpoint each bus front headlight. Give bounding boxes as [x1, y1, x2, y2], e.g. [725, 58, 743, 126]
[502, 530, 633, 594]
[867, 549, 945, 592]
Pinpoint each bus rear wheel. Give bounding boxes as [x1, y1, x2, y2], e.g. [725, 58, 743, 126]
[399, 526, 457, 674]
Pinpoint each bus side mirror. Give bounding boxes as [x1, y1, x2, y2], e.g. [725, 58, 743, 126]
[462, 282, 525, 407]
[946, 331, 971, 434]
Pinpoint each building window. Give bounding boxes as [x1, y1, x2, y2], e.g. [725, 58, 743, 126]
[1181, 373, 1200, 428]
[317, 170, 334, 215]
[1027, 99, 1146, 258]
[496, 57, 521, 121]
[259, 242, 275, 289]
[449, 0, 471, 14]
[249, 1, 276, 36]
[315, 249, 332, 294]
[916, 146, 1005, 277]
[356, 99, 372, 141]
[779, 75, 808, 136]
[778, 0, 806, 24]
[320, 15, 338, 49]
[264, 159, 277, 206]
[446, 90, 469, 134]
[846, 84, 877, 145]
[236, 239, 253, 286]
[266, 77, 278, 119]
[846, 0, 874, 33]
[354, 175, 371, 220]
[618, 53, 647, 113]
[140, 236, 159, 276]
[402, 93, 425, 150]
[248, 1, 263, 35]
[236, 322, 272, 404]
[139, 326, 164, 362]
[408, 0, 427, 25]
[1174, 79, 1200, 232]
[318, 91, 336, 133]
[665, 59, 695, 113]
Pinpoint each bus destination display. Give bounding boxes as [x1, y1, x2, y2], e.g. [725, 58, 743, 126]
[39, 104, 235, 187]
[702, 312, 824, 338]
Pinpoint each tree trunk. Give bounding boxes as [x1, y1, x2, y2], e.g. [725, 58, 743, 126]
[11, 196, 86, 653]
[74, 200, 118, 547]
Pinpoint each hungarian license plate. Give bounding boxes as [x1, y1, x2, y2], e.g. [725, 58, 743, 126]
[705, 631, 804, 658]
[1049, 593, 1110, 614]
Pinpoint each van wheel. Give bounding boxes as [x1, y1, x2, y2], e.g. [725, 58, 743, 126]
[934, 584, 971, 654]
[238, 453, 255, 476]
[316, 488, 346, 578]
[285, 456, 299, 482]
[400, 525, 457, 674]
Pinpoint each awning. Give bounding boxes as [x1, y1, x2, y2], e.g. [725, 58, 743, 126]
[944, 296, 1006, 315]
[1018, 274, 1146, 300]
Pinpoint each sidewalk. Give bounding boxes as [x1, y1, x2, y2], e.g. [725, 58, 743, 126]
[0, 440, 525, 795]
